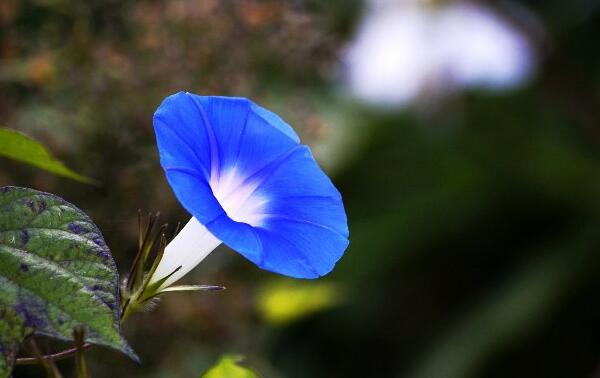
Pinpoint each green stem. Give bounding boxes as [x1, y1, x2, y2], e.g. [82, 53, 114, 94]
[28, 339, 64, 377]
[74, 328, 89, 378]
[16, 344, 92, 366]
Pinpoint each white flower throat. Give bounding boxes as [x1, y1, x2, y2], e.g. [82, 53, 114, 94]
[210, 168, 267, 227]
[151, 169, 267, 288]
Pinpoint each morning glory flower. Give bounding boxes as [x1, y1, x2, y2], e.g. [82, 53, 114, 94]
[149, 92, 349, 288]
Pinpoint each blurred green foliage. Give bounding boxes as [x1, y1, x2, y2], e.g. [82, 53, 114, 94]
[202, 355, 258, 378]
[0, 128, 95, 183]
[257, 279, 343, 326]
[1, 1, 600, 378]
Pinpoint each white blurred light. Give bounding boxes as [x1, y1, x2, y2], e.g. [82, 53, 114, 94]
[343, 0, 537, 107]
[437, 3, 534, 89]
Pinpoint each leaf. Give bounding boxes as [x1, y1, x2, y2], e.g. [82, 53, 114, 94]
[202, 355, 258, 378]
[0, 186, 136, 377]
[0, 128, 96, 184]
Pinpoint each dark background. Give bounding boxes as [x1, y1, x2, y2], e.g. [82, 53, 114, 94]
[1, 0, 600, 377]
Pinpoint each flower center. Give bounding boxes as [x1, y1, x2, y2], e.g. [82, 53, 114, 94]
[210, 169, 266, 226]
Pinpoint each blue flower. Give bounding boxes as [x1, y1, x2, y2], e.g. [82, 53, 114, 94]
[150, 92, 348, 287]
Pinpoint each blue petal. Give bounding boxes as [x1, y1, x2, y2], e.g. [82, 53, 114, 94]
[153, 92, 349, 278]
[188, 95, 300, 180]
[163, 169, 224, 225]
[154, 92, 213, 179]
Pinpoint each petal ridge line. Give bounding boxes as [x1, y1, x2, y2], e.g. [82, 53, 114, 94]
[259, 214, 349, 239]
[189, 94, 221, 183]
[217, 145, 305, 213]
[235, 144, 305, 194]
[232, 104, 252, 171]
[154, 119, 210, 179]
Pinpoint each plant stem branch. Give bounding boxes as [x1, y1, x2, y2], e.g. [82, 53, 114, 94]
[16, 343, 93, 366]
[28, 339, 64, 377]
[74, 328, 90, 378]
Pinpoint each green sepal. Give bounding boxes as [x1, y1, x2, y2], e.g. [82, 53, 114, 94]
[160, 285, 225, 293]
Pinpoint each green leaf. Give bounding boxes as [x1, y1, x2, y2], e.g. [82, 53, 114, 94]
[0, 128, 96, 184]
[202, 355, 258, 378]
[0, 186, 136, 377]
